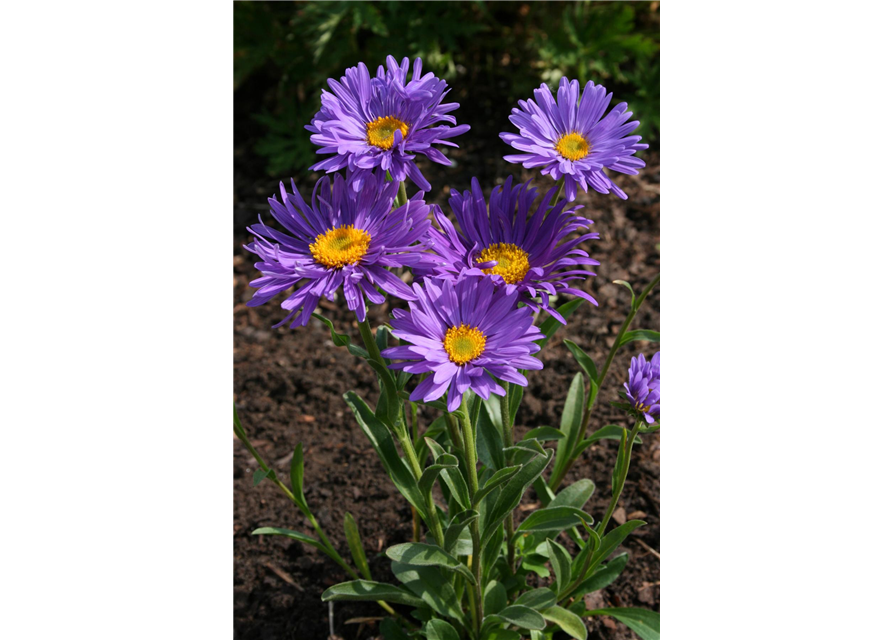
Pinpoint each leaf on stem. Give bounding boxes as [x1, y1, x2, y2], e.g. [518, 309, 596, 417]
[252, 468, 273, 486]
[321, 579, 425, 608]
[616, 329, 660, 348]
[343, 512, 371, 580]
[386, 542, 476, 585]
[542, 605, 588, 640]
[584, 607, 659, 640]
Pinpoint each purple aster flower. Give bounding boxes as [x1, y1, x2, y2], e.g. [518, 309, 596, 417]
[423, 176, 599, 323]
[500, 77, 648, 201]
[306, 56, 471, 193]
[381, 275, 544, 412]
[623, 352, 660, 424]
[245, 173, 434, 327]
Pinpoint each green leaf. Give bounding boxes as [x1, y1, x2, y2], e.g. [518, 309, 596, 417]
[567, 553, 629, 600]
[482, 448, 554, 546]
[419, 454, 460, 495]
[288, 443, 311, 515]
[343, 392, 427, 519]
[380, 618, 410, 640]
[572, 426, 643, 460]
[591, 520, 647, 567]
[425, 438, 471, 509]
[252, 468, 273, 486]
[443, 509, 479, 555]
[480, 630, 521, 640]
[553, 373, 585, 483]
[321, 580, 425, 608]
[563, 340, 599, 383]
[252, 527, 342, 567]
[513, 587, 557, 611]
[386, 543, 476, 585]
[484, 580, 508, 617]
[585, 608, 659, 640]
[233, 403, 246, 439]
[521, 426, 566, 442]
[473, 465, 521, 506]
[542, 606, 588, 640]
[375, 323, 391, 354]
[552, 479, 596, 510]
[535, 299, 585, 348]
[511, 506, 594, 543]
[483, 605, 546, 631]
[532, 476, 556, 507]
[425, 619, 461, 640]
[366, 358, 400, 427]
[479, 395, 506, 469]
[311, 312, 351, 347]
[343, 512, 371, 580]
[508, 383, 524, 424]
[612, 280, 636, 308]
[617, 329, 660, 349]
[546, 539, 572, 593]
[391, 561, 465, 623]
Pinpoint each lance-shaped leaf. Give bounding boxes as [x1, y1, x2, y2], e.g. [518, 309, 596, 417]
[321, 580, 425, 608]
[478, 395, 506, 469]
[584, 608, 659, 640]
[483, 580, 508, 617]
[289, 443, 311, 516]
[613, 280, 636, 308]
[483, 605, 546, 631]
[311, 312, 351, 347]
[473, 465, 521, 506]
[535, 298, 585, 348]
[510, 506, 594, 544]
[343, 512, 371, 580]
[563, 339, 599, 407]
[571, 426, 643, 460]
[425, 619, 461, 640]
[391, 561, 465, 623]
[616, 329, 660, 348]
[252, 468, 273, 486]
[426, 437, 471, 508]
[443, 509, 479, 554]
[419, 454, 460, 495]
[591, 520, 647, 568]
[508, 382, 524, 424]
[482, 448, 553, 546]
[513, 587, 557, 611]
[386, 543, 476, 585]
[552, 373, 585, 483]
[367, 358, 400, 427]
[344, 392, 428, 519]
[522, 426, 566, 442]
[542, 605, 588, 640]
[567, 553, 629, 600]
[546, 539, 573, 593]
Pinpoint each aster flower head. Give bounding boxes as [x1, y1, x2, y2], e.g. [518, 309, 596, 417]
[381, 274, 544, 412]
[623, 352, 660, 424]
[424, 175, 600, 323]
[245, 173, 434, 327]
[306, 56, 471, 193]
[500, 77, 648, 201]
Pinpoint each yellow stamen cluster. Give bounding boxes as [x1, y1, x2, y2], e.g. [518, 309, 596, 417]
[309, 225, 371, 269]
[443, 324, 486, 365]
[477, 242, 531, 284]
[555, 132, 590, 161]
[366, 116, 410, 150]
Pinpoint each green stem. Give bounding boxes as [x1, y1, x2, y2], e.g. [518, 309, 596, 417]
[549, 273, 660, 490]
[549, 176, 566, 206]
[357, 318, 388, 371]
[455, 396, 483, 635]
[234, 426, 404, 621]
[596, 422, 641, 538]
[397, 426, 445, 548]
[499, 383, 517, 573]
[395, 180, 408, 208]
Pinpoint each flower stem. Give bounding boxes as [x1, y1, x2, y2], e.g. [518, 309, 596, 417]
[395, 180, 408, 208]
[499, 383, 517, 573]
[548, 272, 660, 490]
[549, 176, 566, 206]
[597, 421, 642, 537]
[456, 395, 483, 635]
[357, 318, 389, 371]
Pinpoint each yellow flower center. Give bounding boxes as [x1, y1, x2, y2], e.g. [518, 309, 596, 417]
[366, 116, 410, 150]
[309, 225, 371, 269]
[477, 243, 531, 284]
[555, 132, 590, 161]
[443, 324, 487, 365]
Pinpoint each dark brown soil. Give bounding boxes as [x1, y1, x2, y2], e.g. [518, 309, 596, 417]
[233, 150, 660, 639]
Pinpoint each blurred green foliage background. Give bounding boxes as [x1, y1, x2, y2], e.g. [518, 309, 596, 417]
[234, 1, 659, 177]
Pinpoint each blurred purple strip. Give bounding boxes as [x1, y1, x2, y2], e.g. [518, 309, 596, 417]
[660, 351, 893, 418]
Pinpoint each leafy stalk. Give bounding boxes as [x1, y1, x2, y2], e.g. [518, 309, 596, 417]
[499, 382, 517, 573]
[455, 395, 483, 635]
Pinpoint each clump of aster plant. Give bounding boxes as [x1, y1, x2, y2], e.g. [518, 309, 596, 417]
[236, 59, 661, 640]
